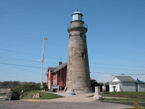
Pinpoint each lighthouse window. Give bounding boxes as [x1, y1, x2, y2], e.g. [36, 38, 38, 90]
[80, 33, 83, 37]
[82, 53, 85, 58]
[69, 34, 71, 38]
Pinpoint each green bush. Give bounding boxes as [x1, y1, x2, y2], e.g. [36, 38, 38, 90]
[10, 83, 41, 95]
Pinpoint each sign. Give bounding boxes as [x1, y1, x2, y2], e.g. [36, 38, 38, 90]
[59, 82, 63, 87]
[134, 101, 142, 108]
[52, 84, 59, 89]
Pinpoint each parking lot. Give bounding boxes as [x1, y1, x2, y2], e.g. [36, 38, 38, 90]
[0, 100, 143, 109]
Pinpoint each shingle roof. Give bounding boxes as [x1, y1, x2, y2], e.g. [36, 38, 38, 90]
[47, 67, 55, 72]
[136, 78, 145, 84]
[46, 62, 67, 74]
[115, 76, 135, 82]
[53, 62, 67, 72]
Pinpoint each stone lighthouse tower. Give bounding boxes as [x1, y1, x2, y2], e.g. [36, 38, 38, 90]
[66, 10, 92, 93]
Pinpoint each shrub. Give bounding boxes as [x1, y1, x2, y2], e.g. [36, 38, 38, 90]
[10, 83, 41, 95]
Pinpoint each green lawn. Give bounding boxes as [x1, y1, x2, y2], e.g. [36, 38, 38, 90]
[124, 107, 145, 109]
[101, 98, 145, 102]
[89, 92, 145, 97]
[21, 91, 63, 99]
[89, 95, 94, 97]
[89, 92, 145, 102]
[102, 92, 145, 96]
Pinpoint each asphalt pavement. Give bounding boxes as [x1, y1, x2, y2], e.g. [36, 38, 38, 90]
[0, 100, 138, 109]
[1, 92, 145, 109]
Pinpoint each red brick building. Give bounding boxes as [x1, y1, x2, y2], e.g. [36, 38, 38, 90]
[45, 62, 67, 89]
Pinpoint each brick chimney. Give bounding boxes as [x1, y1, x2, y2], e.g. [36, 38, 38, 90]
[59, 61, 62, 65]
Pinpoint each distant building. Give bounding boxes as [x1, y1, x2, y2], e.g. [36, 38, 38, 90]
[136, 78, 145, 92]
[109, 76, 136, 92]
[45, 62, 67, 89]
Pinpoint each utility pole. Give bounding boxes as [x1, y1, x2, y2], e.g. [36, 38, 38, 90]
[40, 37, 48, 89]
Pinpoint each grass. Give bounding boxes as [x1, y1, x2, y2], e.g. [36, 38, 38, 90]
[102, 92, 145, 96]
[101, 98, 145, 102]
[124, 108, 145, 109]
[89, 95, 94, 97]
[21, 91, 63, 99]
[89, 92, 145, 97]
[89, 92, 145, 102]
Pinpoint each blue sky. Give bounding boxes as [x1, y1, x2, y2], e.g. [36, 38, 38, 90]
[0, 0, 145, 83]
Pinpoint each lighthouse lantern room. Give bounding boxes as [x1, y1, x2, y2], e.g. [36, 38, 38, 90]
[72, 9, 83, 21]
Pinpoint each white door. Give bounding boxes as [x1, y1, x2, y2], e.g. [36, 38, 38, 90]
[48, 80, 50, 89]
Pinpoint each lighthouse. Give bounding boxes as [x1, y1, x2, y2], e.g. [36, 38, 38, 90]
[66, 10, 92, 93]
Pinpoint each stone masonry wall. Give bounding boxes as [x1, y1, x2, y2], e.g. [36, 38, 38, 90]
[66, 20, 91, 93]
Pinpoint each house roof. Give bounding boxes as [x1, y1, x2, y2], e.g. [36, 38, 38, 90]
[47, 67, 55, 72]
[90, 78, 96, 81]
[115, 76, 136, 82]
[136, 78, 145, 84]
[53, 62, 67, 73]
[46, 62, 67, 74]
[110, 82, 120, 84]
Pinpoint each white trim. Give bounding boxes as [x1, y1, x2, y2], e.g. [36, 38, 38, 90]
[48, 80, 50, 89]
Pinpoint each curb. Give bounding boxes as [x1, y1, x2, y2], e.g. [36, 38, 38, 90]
[20, 99, 41, 102]
[28, 100, 41, 102]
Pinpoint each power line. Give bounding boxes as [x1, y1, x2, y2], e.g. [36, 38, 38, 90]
[0, 66, 40, 78]
[0, 31, 145, 64]
[89, 50, 145, 64]
[1, 46, 145, 67]
[0, 48, 67, 61]
[0, 56, 144, 71]
[90, 62, 145, 68]
[0, 48, 40, 57]
[6, 65, 41, 74]
[0, 61, 144, 72]
[0, 63, 144, 81]
[90, 66, 145, 71]
[90, 72, 145, 75]
[0, 71, 40, 78]
[0, 56, 59, 64]
[0, 56, 40, 62]
[0, 62, 47, 69]
[1, 56, 144, 68]
[1, 45, 145, 64]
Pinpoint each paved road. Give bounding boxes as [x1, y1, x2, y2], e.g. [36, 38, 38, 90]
[1, 92, 145, 109]
[0, 100, 138, 109]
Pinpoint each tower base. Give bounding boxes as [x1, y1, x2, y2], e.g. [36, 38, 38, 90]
[65, 87, 92, 93]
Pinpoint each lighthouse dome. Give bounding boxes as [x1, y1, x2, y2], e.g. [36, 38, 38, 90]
[72, 9, 83, 21]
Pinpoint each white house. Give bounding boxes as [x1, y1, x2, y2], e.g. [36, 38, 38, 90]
[109, 76, 136, 92]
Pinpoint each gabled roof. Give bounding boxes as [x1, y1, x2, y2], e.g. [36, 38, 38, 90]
[115, 76, 135, 82]
[47, 67, 55, 72]
[46, 62, 67, 74]
[53, 62, 67, 73]
[136, 78, 145, 84]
